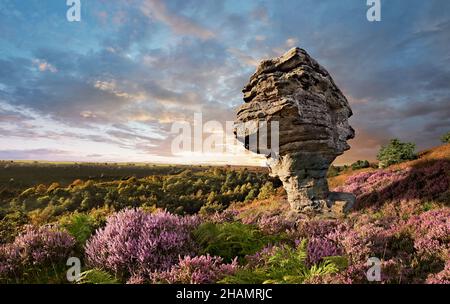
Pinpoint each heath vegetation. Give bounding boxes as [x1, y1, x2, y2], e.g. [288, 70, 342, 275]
[0, 142, 449, 284]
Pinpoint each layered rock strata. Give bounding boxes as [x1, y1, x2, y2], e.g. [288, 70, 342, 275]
[234, 47, 356, 215]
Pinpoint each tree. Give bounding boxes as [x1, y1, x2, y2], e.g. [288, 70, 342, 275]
[351, 160, 370, 170]
[376, 139, 416, 168]
[257, 182, 275, 200]
[441, 131, 450, 144]
[244, 189, 257, 202]
[207, 191, 217, 204]
[199, 201, 225, 216]
[327, 165, 340, 177]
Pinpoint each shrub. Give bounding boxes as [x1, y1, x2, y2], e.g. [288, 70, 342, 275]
[257, 182, 275, 200]
[441, 131, 450, 144]
[377, 139, 416, 168]
[202, 209, 239, 224]
[0, 244, 21, 280]
[406, 209, 449, 258]
[193, 222, 273, 262]
[327, 165, 340, 177]
[0, 210, 29, 244]
[307, 237, 342, 266]
[426, 260, 450, 284]
[335, 160, 450, 208]
[255, 213, 297, 235]
[0, 225, 75, 283]
[244, 189, 257, 202]
[198, 201, 225, 216]
[86, 205, 115, 229]
[151, 255, 239, 284]
[327, 221, 385, 264]
[85, 209, 200, 280]
[351, 160, 370, 170]
[126, 274, 146, 284]
[294, 219, 339, 239]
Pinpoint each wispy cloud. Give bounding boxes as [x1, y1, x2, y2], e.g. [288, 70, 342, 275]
[32, 59, 57, 73]
[140, 0, 215, 40]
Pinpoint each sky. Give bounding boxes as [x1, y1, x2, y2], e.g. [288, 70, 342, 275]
[0, 0, 449, 166]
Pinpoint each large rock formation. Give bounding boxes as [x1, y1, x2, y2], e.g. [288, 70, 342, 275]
[234, 47, 356, 215]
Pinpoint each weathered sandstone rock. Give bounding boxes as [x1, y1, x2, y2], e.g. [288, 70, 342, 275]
[234, 47, 356, 215]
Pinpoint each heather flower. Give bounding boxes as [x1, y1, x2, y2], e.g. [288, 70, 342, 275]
[335, 161, 450, 209]
[326, 220, 389, 264]
[85, 209, 200, 280]
[126, 274, 146, 284]
[204, 210, 239, 224]
[14, 225, 75, 265]
[0, 225, 75, 283]
[295, 219, 339, 239]
[307, 237, 342, 266]
[326, 225, 362, 263]
[380, 258, 406, 283]
[255, 213, 297, 234]
[406, 209, 450, 258]
[239, 201, 293, 229]
[245, 245, 277, 268]
[0, 244, 21, 279]
[151, 254, 238, 284]
[330, 262, 368, 284]
[379, 199, 423, 220]
[426, 260, 450, 284]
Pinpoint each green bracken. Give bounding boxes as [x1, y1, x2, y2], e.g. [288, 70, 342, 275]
[220, 240, 347, 284]
[193, 222, 277, 262]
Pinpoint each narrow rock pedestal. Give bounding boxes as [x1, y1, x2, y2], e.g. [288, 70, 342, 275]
[235, 47, 356, 216]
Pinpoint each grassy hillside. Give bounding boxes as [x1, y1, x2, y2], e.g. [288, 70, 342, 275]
[329, 143, 450, 188]
[0, 145, 448, 284]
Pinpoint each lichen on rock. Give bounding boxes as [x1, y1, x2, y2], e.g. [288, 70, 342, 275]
[234, 47, 356, 215]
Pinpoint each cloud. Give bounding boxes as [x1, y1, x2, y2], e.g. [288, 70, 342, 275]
[0, 57, 32, 86]
[0, 149, 70, 160]
[285, 37, 298, 49]
[334, 127, 392, 165]
[1, 0, 450, 164]
[227, 48, 259, 67]
[251, 5, 270, 23]
[32, 59, 57, 73]
[140, 0, 215, 40]
[93, 80, 142, 100]
[80, 111, 97, 119]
